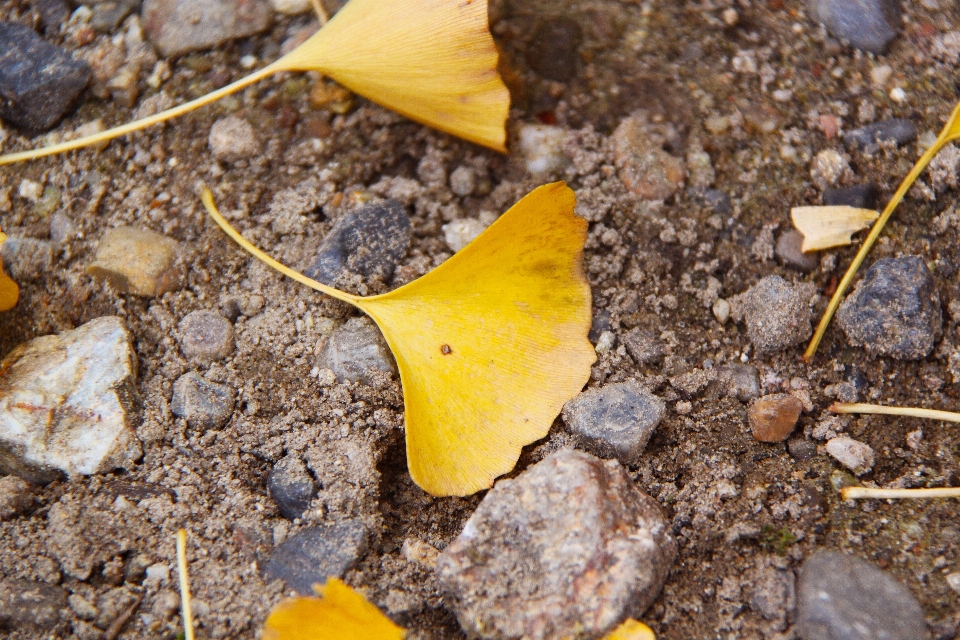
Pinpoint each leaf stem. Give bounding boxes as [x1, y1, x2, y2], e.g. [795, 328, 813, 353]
[176, 529, 195, 640]
[841, 486, 960, 500]
[829, 402, 960, 423]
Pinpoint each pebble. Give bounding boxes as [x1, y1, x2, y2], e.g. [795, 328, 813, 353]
[0, 316, 141, 480]
[807, 0, 902, 53]
[317, 317, 397, 384]
[178, 310, 234, 362]
[68, 594, 97, 620]
[0, 236, 53, 282]
[622, 327, 665, 365]
[826, 437, 875, 475]
[0, 22, 91, 131]
[823, 183, 879, 209]
[85, 227, 183, 297]
[142, 0, 272, 57]
[90, 0, 139, 33]
[698, 188, 733, 215]
[170, 372, 234, 429]
[797, 551, 926, 640]
[0, 475, 34, 520]
[712, 298, 731, 324]
[517, 123, 569, 175]
[612, 114, 686, 200]
[776, 230, 819, 272]
[714, 363, 761, 402]
[436, 449, 676, 640]
[268, 455, 317, 520]
[837, 256, 942, 360]
[449, 166, 477, 197]
[846, 118, 916, 150]
[304, 199, 411, 288]
[735, 276, 813, 354]
[208, 115, 261, 161]
[525, 17, 582, 82]
[749, 394, 803, 443]
[788, 438, 818, 461]
[269, 0, 310, 15]
[562, 381, 666, 465]
[30, 0, 70, 32]
[810, 149, 850, 190]
[442, 219, 487, 253]
[0, 579, 68, 631]
[263, 520, 369, 595]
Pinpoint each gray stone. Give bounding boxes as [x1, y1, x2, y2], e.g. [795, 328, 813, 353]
[317, 317, 397, 384]
[208, 115, 261, 162]
[305, 200, 411, 288]
[714, 363, 761, 402]
[90, 0, 140, 33]
[0, 236, 52, 282]
[837, 256, 942, 360]
[698, 188, 733, 215]
[526, 17, 582, 82]
[0, 316, 141, 480]
[776, 230, 819, 272]
[268, 455, 317, 520]
[846, 118, 916, 150]
[808, 0, 902, 53]
[823, 184, 879, 209]
[142, 0, 272, 58]
[622, 327, 664, 365]
[736, 276, 813, 354]
[797, 551, 927, 640]
[0, 579, 67, 631]
[562, 381, 665, 466]
[0, 22, 91, 131]
[449, 166, 477, 197]
[263, 521, 368, 595]
[30, 0, 70, 32]
[788, 438, 817, 461]
[178, 310, 234, 362]
[0, 475, 34, 520]
[170, 372, 234, 429]
[436, 449, 676, 640]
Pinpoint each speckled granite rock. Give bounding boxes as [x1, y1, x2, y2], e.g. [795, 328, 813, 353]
[563, 382, 665, 465]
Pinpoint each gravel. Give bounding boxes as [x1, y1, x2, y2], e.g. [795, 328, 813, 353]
[178, 310, 235, 362]
[0, 579, 68, 631]
[825, 436, 875, 476]
[516, 123, 569, 175]
[85, 227, 183, 297]
[442, 218, 488, 252]
[262, 520, 369, 595]
[748, 394, 803, 443]
[733, 276, 814, 354]
[316, 317, 396, 384]
[142, 0, 272, 57]
[268, 455, 317, 520]
[714, 363, 761, 402]
[846, 118, 917, 150]
[208, 115, 261, 162]
[612, 113, 686, 200]
[0, 475, 34, 520]
[822, 183, 879, 209]
[622, 327, 665, 365]
[807, 0, 902, 53]
[775, 230, 819, 272]
[170, 372, 235, 429]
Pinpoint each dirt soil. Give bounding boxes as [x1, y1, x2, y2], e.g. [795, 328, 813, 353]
[1, 0, 960, 638]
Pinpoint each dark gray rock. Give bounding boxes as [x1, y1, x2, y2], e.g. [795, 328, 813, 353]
[0, 22, 91, 131]
[776, 230, 819, 272]
[797, 551, 927, 640]
[317, 317, 397, 384]
[170, 372, 234, 428]
[846, 119, 916, 150]
[736, 276, 813, 354]
[696, 188, 733, 216]
[178, 310, 235, 362]
[0, 579, 67, 631]
[823, 183, 879, 209]
[305, 200, 411, 288]
[714, 363, 761, 402]
[788, 438, 817, 461]
[623, 327, 665, 364]
[142, 0, 272, 57]
[437, 449, 676, 640]
[808, 0, 902, 53]
[837, 256, 942, 360]
[30, 0, 70, 32]
[90, 0, 141, 33]
[562, 381, 666, 465]
[268, 455, 317, 520]
[588, 309, 613, 343]
[526, 17, 582, 82]
[263, 521, 368, 595]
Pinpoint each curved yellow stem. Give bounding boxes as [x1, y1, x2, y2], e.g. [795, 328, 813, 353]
[830, 402, 960, 423]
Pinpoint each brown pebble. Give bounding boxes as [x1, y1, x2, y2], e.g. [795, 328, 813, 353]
[749, 393, 803, 442]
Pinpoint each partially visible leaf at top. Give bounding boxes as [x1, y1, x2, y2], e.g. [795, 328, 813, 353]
[791, 205, 878, 252]
[0, 232, 19, 312]
[606, 619, 657, 640]
[202, 182, 594, 496]
[0, 0, 509, 166]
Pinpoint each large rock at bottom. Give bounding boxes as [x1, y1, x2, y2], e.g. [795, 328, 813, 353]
[0, 316, 141, 481]
[837, 256, 941, 360]
[0, 22, 91, 131]
[437, 449, 676, 640]
[317, 317, 397, 384]
[797, 551, 927, 640]
[262, 520, 368, 595]
[142, 0, 272, 58]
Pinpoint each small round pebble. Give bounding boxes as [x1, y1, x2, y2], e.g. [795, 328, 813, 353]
[788, 438, 817, 460]
[826, 436, 874, 475]
[449, 166, 477, 196]
[712, 298, 731, 324]
[442, 218, 487, 252]
[749, 394, 803, 442]
[179, 310, 235, 362]
[170, 372, 235, 429]
[208, 115, 261, 162]
[715, 363, 761, 402]
[776, 230, 819, 272]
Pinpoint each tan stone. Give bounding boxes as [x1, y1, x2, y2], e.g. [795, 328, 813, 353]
[749, 393, 803, 442]
[86, 227, 182, 297]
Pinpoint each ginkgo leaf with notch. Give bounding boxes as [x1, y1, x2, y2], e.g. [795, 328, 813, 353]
[791, 205, 879, 252]
[0, 0, 509, 166]
[201, 182, 595, 497]
[0, 231, 19, 312]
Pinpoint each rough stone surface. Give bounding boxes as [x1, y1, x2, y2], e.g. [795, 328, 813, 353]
[442, 218, 487, 253]
[436, 449, 676, 640]
[85, 227, 183, 297]
[30, 0, 70, 32]
[808, 0, 902, 53]
[170, 372, 234, 429]
[622, 327, 665, 364]
[90, 0, 139, 33]
[304, 200, 411, 288]
[797, 551, 926, 640]
[749, 394, 803, 443]
[846, 118, 916, 149]
[208, 115, 261, 162]
[0, 236, 53, 282]
[714, 363, 761, 402]
[449, 166, 477, 196]
[826, 437, 875, 476]
[263, 521, 368, 595]
[823, 183, 879, 209]
[526, 17, 582, 82]
[776, 230, 819, 272]
[562, 381, 666, 465]
[837, 256, 942, 360]
[517, 123, 569, 175]
[317, 317, 397, 384]
[0, 22, 91, 131]
[612, 114, 686, 200]
[0, 316, 141, 480]
[0, 579, 68, 631]
[735, 276, 813, 354]
[0, 475, 34, 520]
[178, 310, 234, 362]
[142, 0, 273, 57]
[268, 455, 317, 520]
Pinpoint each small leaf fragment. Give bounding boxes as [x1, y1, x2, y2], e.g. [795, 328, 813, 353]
[0, 232, 20, 312]
[605, 619, 657, 640]
[791, 206, 879, 252]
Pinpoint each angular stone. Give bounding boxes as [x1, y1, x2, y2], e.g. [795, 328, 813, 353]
[0, 22, 91, 131]
[89, 0, 140, 33]
[208, 115, 261, 162]
[317, 317, 397, 384]
[30, 0, 71, 32]
[170, 372, 234, 429]
[776, 230, 819, 272]
[437, 449, 676, 640]
[735, 276, 813, 354]
[268, 455, 317, 520]
[826, 436, 874, 476]
[0, 475, 34, 520]
[846, 118, 916, 150]
[142, 0, 272, 58]
[714, 363, 761, 402]
[622, 327, 664, 365]
[178, 310, 234, 362]
[0, 579, 67, 631]
[613, 115, 686, 201]
[0, 316, 141, 480]
[562, 381, 665, 465]
[526, 17, 582, 82]
[442, 218, 487, 253]
[797, 551, 926, 640]
[808, 0, 902, 54]
[837, 256, 941, 360]
[304, 200, 411, 288]
[263, 521, 368, 595]
[86, 227, 183, 297]
[749, 394, 803, 443]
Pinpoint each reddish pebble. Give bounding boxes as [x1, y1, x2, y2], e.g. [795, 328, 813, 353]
[819, 114, 840, 140]
[749, 393, 803, 442]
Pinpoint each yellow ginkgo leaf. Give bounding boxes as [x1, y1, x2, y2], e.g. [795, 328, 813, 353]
[264, 579, 405, 640]
[605, 619, 657, 640]
[790, 205, 879, 252]
[202, 182, 594, 496]
[0, 232, 19, 312]
[0, 0, 509, 166]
